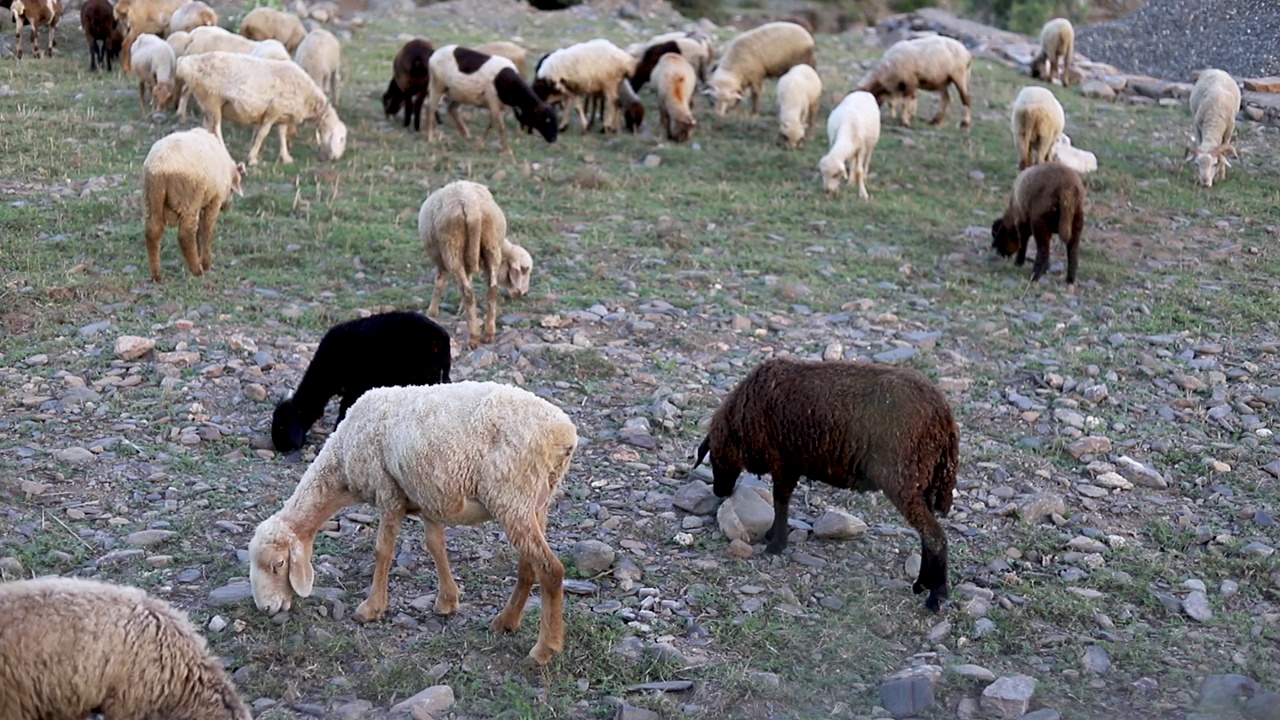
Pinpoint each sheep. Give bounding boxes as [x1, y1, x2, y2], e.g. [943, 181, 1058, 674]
[1030, 17, 1074, 86]
[1051, 134, 1097, 176]
[533, 38, 638, 133]
[176, 51, 348, 166]
[383, 38, 433, 131]
[584, 77, 644, 133]
[630, 33, 714, 89]
[1010, 85, 1065, 170]
[652, 52, 697, 143]
[856, 35, 973, 129]
[0, 576, 252, 720]
[818, 91, 881, 199]
[166, 0, 213, 34]
[776, 63, 821, 149]
[237, 6, 305, 52]
[426, 45, 558, 153]
[295, 28, 341, 105]
[130, 33, 176, 115]
[142, 127, 244, 283]
[115, 0, 187, 71]
[991, 161, 1085, 284]
[474, 40, 527, 77]
[691, 357, 959, 612]
[703, 21, 815, 116]
[11, 0, 62, 59]
[249, 382, 579, 664]
[248, 37, 290, 61]
[272, 311, 452, 452]
[419, 180, 531, 349]
[1185, 69, 1241, 188]
[80, 0, 119, 70]
[165, 28, 190, 54]
[179, 24, 258, 55]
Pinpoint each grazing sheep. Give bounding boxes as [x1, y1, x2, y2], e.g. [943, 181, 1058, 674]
[142, 127, 244, 283]
[237, 6, 305, 52]
[704, 21, 815, 116]
[115, 0, 187, 71]
[583, 78, 644, 133]
[0, 577, 252, 720]
[1030, 17, 1074, 86]
[165, 28, 190, 54]
[474, 40, 527, 77]
[419, 181, 531, 348]
[1185, 69, 1241, 188]
[130, 33, 176, 115]
[652, 52, 697, 142]
[247, 37, 289, 61]
[295, 28, 341, 105]
[176, 51, 348, 165]
[776, 63, 821, 149]
[856, 35, 973, 129]
[12, 0, 62, 59]
[179, 24, 257, 55]
[427, 45, 557, 152]
[383, 38, 433, 131]
[691, 358, 959, 612]
[533, 38, 638, 133]
[631, 33, 714, 89]
[1051, 134, 1097, 176]
[991, 161, 1085, 284]
[272, 311, 453, 452]
[818, 91, 881, 199]
[249, 382, 579, 664]
[165, 0, 213, 34]
[1011, 85, 1065, 170]
[80, 0, 119, 70]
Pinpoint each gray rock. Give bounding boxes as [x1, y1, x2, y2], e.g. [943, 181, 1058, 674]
[563, 579, 599, 595]
[812, 510, 867, 540]
[389, 685, 455, 717]
[332, 700, 373, 720]
[54, 447, 96, 464]
[1067, 436, 1112, 459]
[572, 540, 616, 575]
[1241, 542, 1275, 558]
[873, 347, 917, 364]
[1245, 691, 1280, 720]
[673, 480, 720, 515]
[1080, 79, 1116, 100]
[59, 387, 101, 406]
[1197, 674, 1259, 715]
[1066, 536, 1108, 554]
[1018, 711, 1061, 720]
[1016, 493, 1065, 524]
[746, 671, 780, 695]
[982, 675, 1038, 719]
[716, 485, 773, 543]
[114, 335, 155, 360]
[207, 582, 255, 607]
[949, 664, 996, 682]
[78, 320, 111, 336]
[0, 556, 26, 578]
[625, 680, 694, 692]
[124, 529, 177, 547]
[615, 704, 660, 720]
[973, 618, 997, 638]
[880, 676, 935, 719]
[1081, 645, 1111, 674]
[1183, 590, 1213, 622]
[1115, 455, 1168, 489]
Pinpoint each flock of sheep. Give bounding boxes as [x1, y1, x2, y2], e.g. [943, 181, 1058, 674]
[0, 1, 1253, 716]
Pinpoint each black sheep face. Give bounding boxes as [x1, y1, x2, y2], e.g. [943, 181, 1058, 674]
[382, 79, 405, 117]
[271, 399, 306, 452]
[520, 105, 558, 144]
[991, 218, 1021, 258]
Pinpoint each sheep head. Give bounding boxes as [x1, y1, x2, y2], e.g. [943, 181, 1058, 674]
[315, 105, 347, 161]
[990, 217, 1022, 258]
[703, 72, 742, 116]
[499, 240, 532, 298]
[818, 154, 847, 196]
[515, 102, 558, 144]
[1187, 143, 1236, 188]
[249, 515, 314, 614]
[382, 78, 405, 117]
[152, 81, 173, 113]
[271, 397, 306, 452]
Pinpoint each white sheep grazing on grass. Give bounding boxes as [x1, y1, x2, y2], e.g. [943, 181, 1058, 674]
[129, 32, 175, 115]
[652, 52, 698, 142]
[1011, 85, 1065, 170]
[819, 91, 881, 199]
[172, 28, 285, 121]
[295, 28, 341, 105]
[419, 180, 531, 348]
[856, 34, 973, 129]
[533, 38, 638, 133]
[776, 63, 822, 149]
[175, 51, 347, 165]
[0, 576, 252, 720]
[1186, 69, 1241, 188]
[249, 382, 579, 664]
[1051, 134, 1097, 176]
[1031, 17, 1075, 86]
[705, 21, 815, 116]
[237, 6, 305, 51]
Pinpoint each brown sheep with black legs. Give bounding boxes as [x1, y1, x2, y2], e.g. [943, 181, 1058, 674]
[81, 0, 120, 71]
[991, 161, 1085, 284]
[692, 358, 959, 612]
[383, 38, 434, 131]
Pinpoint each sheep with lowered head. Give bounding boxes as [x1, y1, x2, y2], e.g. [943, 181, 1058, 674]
[0, 576, 251, 720]
[249, 382, 579, 664]
[383, 38, 434, 131]
[237, 6, 305, 51]
[991, 161, 1085, 284]
[704, 21, 815, 116]
[856, 34, 972, 129]
[427, 45, 557, 153]
[819, 91, 881, 198]
[129, 32, 176, 115]
[1051, 134, 1097, 176]
[1011, 85, 1064, 170]
[420, 180, 531, 348]
[652, 52, 697, 142]
[1030, 17, 1074, 86]
[295, 28, 341, 105]
[776, 63, 821, 149]
[692, 357, 959, 611]
[166, 0, 213, 34]
[534, 38, 638, 133]
[1185, 69, 1241, 188]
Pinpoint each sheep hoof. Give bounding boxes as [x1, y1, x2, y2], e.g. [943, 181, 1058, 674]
[434, 595, 458, 616]
[491, 612, 521, 634]
[352, 600, 385, 623]
[528, 642, 560, 665]
[924, 593, 943, 612]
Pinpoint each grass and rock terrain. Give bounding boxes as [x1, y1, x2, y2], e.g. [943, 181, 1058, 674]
[2, 1, 1280, 717]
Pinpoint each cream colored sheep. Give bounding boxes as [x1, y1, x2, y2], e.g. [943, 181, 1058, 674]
[142, 127, 244, 283]
[776, 63, 821, 149]
[533, 38, 638, 133]
[166, 0, 214, 34]
[180, 24, 258, 55]
[474, 40, 527, 77]
[856, 35, 972, 128]
[652, 52, 697, 143]
[129, 33, 175, 115]
[165, 28, 190, 54]
[1051, 134, 1098, 176]
[419, 180, 531, 348]
[248, 37, 289, 60]
[238, 6, 305, 52]
[1031, 17, 1074, 86]
[12, 0, 63, 59]
[819, 91, 880, 199]
[176, 51, 347, 166]
[704, 21, 814, 116]
[249, 382, 578, 664]
[1186, 69, 1241, 188]
[1011, 85, 1065, 170]
[630, 32, 715, 87]
[0, 577, 251, 720]
[426, 45, 558, 152]
[115, 0, 188, 71]
[295, 28, 341, 104]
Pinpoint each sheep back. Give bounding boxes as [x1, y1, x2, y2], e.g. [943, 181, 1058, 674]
[706, 21, 815, 114]
[166, 0, 214, 34]
[181, 25, 258, 55]
[419, 180, 506, 279]
[238, 6, 305, 51]
[474, 40, 527, 77]
[775, 62, 821, 149]
[177, 51, 330, 126]
[295, 28, 341, 102]
[534, 38, 637, 99]
[1010, 85, 1064, 170]
[142, 127, 240, 229]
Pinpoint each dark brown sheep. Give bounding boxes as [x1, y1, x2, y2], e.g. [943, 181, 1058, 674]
[383, 38, 434, 131]
[991, 161, 1085, 284]
[692, 358, 959, 612]
[80, 0, 118, 71]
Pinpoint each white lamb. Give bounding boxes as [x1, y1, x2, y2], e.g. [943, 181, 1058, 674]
[1011, 85, 1065, 170]
[1185, 69, 1241, 188]
[165, 28, 190, 55]
[175, 51, 347, 166]
[419, 180, 532, 348]
[704, 21, 815, 116]
[295, 28, 341, 105]
[1031, 17, 1075, 86]
[776, 63, 822, 149]
[248, 382, 579, 664]
[129, 32, 175, 115]
[0, 576, 251, 720]
[652, 52, 697, 143]
[818, 91, 881, 199]
[533, 38, 638, 133]
[165, 0, 214, 34]
[1051, 134, 1098, 176]
[856, 34, 973, 129]
[237, 6, 305, 52]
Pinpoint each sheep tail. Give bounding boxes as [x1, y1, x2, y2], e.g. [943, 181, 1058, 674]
[460, 199, 482, 275]
[691, 435, 710, 472]
[928, 421, 959, 516]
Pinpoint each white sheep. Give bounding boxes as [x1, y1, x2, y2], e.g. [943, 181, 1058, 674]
[419, 180, 531, 348]
[630, 31, 715, 88]
[0, 577, 252, 720]
[166, 0, 213, 34]
[1186, 69, 1241, 188]
[474, 40, 527, 77]
[295, 28, 341, 105]
[819, 90, 881, 199]
[704, 21, 815, 116]
[129, 32, 175, 115]
[237, 6, 305, 52]
[172, 27, 279, 121]
[142, 127, 244, 282]
[165, 28, 190, 54]
[427, 45, 558, 153]
[248, 382, 579, 665]
[175, 51, 347, 165]
[1051, 134, 1098, 176]
[533, 38, 637, 133]
[248, 37, 289, 60]
[652, 52, 697, 142]
[1011, 85, 1065, 170]
[1031, 17, 1075, 86]
[114, 0, 187, 71]
[856, 34, 973, 128]
[776, 63, 821, 149]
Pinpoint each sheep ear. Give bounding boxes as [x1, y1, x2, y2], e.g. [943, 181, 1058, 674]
[288, 536, 314, 597]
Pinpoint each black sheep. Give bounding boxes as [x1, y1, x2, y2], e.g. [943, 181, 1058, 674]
[692, 358, 959, 611]
[80, 0, 118, 72]
[383, 38, 434, 131]
[271, 311, 452, 452]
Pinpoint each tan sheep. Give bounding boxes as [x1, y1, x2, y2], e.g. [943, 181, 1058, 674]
[474, 40, 527, 77]
[12, 0, 63, 59]
[419, 180, 531, 349]
[237, 6, 305, 52]
[1030, 17, 1075, 86]
[166, 0, 214, 34]
[652, 52, 697, 143]
[776, 63, 822, 149]
[129, 32, 175, 115]
[0, 576, 252, 720]
[704, 21, 815, 116]
[248, 382, 579, 665]
[1011, 85, 1065, 170]
[295, 28, 342, 105]
[115, 0, 188, 71]
[1185, 69, 1241, 188]
[248, 37, 290, 60]
[165, 28, 190, 54]
[819, 91, 881, 199]
[856, 35, 972, 129]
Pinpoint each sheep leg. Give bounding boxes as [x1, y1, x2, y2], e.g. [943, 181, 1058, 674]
[492, 553, 535, 634]
[14, 21, 23, 59]
[145, 197, 167, 283]
[275, 123, 294, 164]
[1064, 207, 1083, 285]
[928, 87, 951, 126]
[1029, 218, 1053, 281]
[901, 90, 917, 128]
[47, 23, 55, 57]
[425, 85, 445, 142]
[137, 81, 149, 117]
[446, 102, 471, 139]
[196, 201, 221, 273]
[1014, 220, 1032, 267]
[176, 213, 204, 278]
[954, 76, 972, 129]
[354, 506, 405, 623]
[422, 520, 459, 615]
[483, 278, 499, 344]
[910, 509, 949, 612]
[1017, 133, 1033, 171]
[507, 521, 564, 664]
[454, 267, 480, 349]
[601, 85, 620, 133]
[763, 473, 798, 553]
[427, 269, 448, 319]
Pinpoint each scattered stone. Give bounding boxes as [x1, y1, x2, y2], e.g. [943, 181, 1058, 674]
[614, 704, 660, 720]
[125, 529, 177, 547]
[1067, 436, 1112, 459]
[1245, 691, 1280, 720]
[54, 447, 96, 464]
[389, 685, 455, 717]
[982, 675, 1038, 719]
[243, 383, 268, 402]
[0, 557, 26, 578]
[726, 539, 754, 559]
[1066, 536, 1109, 554]
[1081, 645, 1112, 674]
[626, 680, 694, 693]
[812, 509, 867, 540]
[114, 335, 155, 360]
[1241, 542, 1275, 558]
[1018, 711, 1061, 720]
[673, 481, 720, 515]
[880, 676, 935, 719]
[949, 664, 997, 682]
[1080, 79, 1116, 100]
[1016, 493, 1065, 524]
[207, 615, 228, 632]
[927, 620, 951, 643]
[716, 484, 773, 544]
[208, 582, 255, 607]
[332, 700, 374, 720]
[1114, 455, 1167, 489]
[746, 672, 780, 695]
[572, 540, 616, 575]
[1197, 674, 1259, 716]
[1183, 590, 1213, 622]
